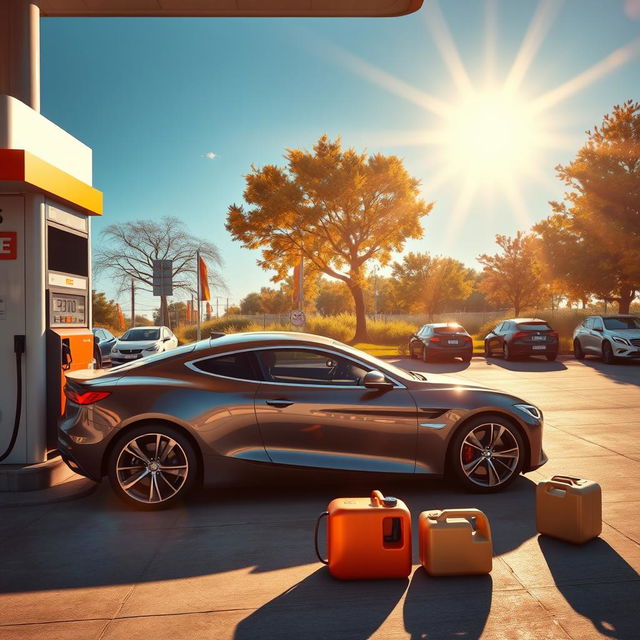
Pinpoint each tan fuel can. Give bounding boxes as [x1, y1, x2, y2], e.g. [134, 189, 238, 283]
[418, 508, 492, 576]
[536, 475, 602, 544]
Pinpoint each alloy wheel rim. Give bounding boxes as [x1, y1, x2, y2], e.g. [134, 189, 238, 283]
[116, 433, 189, 504]
[460, 423, 520, 487]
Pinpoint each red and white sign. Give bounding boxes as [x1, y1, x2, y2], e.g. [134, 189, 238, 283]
[0, 232, 17, 260]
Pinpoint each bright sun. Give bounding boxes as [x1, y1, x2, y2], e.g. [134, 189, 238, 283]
[442, 91, 541, 183]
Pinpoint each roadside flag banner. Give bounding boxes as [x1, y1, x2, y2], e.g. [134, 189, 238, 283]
[292, 261, 301, 304]
[199, 257, 211, 301]
[116, 304, 125, 330]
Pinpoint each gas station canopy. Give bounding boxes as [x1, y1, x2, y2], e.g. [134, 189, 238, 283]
[39, 0, 423, 18]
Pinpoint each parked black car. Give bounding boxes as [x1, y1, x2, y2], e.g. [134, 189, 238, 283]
[484, 318, 558, 361]
[409, 323, 473, 362]
[92, 327, 118, 368]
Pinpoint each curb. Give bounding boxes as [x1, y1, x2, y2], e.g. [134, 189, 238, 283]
[0, 475, 97, 509]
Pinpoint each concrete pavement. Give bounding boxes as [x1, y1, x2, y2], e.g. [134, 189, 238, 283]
[0, 356, 638, 639]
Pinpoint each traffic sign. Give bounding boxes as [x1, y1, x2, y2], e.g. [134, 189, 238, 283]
[152, 259, 173, 296]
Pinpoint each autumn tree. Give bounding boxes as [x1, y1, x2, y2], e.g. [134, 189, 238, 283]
[477, 232, 547, 316]
[226, 136, 432, 341]
[95, 217, 224, 328]
[535, 101, 640, 312]
[92, 290, 119, 327]
[316, 279, 353, 316]
[390, 252, 473, 317]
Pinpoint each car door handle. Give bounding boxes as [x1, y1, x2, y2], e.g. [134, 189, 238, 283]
[265, 399, 294, 409]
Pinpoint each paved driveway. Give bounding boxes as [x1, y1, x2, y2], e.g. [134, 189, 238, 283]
[1, 357, 638, 639]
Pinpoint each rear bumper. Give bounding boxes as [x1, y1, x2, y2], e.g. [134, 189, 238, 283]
[511, 343, 558, 356]
[426, 344, 473, 359]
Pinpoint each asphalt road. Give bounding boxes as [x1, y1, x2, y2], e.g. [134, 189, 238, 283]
[1, 356, 639, 639]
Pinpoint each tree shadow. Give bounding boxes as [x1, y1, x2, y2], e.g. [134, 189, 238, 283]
[576, 358, 640, 387]
[403, 570, 492, 640]
[484, 357, 568, 372]
[538, 536, 640, 640]
[233, 568, 408, 640]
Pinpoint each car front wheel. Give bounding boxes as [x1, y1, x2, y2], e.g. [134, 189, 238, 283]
[602, 341, 615, 364]
[573, 339, 585, 360]
[108, 424, 199, 509]
[449, 414, 525, 492]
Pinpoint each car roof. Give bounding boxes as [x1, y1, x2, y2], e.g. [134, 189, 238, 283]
[425, 322, 464, 328]
[204, 331, 337, 350]
[593, 314, 639, 318]
[508, 318, 548, 323]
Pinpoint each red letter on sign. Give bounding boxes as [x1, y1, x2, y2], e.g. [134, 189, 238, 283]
[0, 232, 17, 259]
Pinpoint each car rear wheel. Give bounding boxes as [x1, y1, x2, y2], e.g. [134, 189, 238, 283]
[503, 342, 513, 361]
[483, 342, 492, 358]
[449, 414, 525, 492]
[108, 424, 199, 509]
[573, 339, 585, 360]
[422, 346, 429, 362]
[602, 341, 615, 364]
[546, 352, 557, 361]
[409, 344, 416, 359]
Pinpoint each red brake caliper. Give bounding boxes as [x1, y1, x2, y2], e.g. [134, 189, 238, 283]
[462, 444, 475, 464]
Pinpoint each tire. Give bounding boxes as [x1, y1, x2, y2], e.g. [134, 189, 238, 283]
[93, 346, 102, 370]
[573, 339, 585, 360]
[409, 344, 416, 359]
[422, 346, 429, 362]
[484, 342, 492, 358]
[107, 423, 199, 510]
[602, 341, 615, 364]
[503, 342, 512, 361]
[449, 413, 525, 493]
[546, 352, 557, 361]
[462, 351, 472, 363]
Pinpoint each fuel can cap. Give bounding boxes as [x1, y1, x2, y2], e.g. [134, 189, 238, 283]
[383, 496, 398, 507]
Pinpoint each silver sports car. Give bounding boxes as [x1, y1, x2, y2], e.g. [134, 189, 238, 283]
[59, 332, 547, 508]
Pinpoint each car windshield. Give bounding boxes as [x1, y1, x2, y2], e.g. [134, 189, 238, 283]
[121, 328, 160, 341]
[434, 325, 465, 334]
[517, 323, 552, 331]
[603, 317, 640, 330]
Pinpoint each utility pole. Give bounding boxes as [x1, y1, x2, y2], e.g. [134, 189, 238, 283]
[131, 279, 135, 328]
[196, 250, 201, 341]
[216, 297, 220, 318]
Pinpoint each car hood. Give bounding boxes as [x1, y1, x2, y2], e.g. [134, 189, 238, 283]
[114, 340, 160, 350]
[607, 329, 640, 339]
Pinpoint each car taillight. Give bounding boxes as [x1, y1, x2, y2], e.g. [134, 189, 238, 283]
[464, 336, 472, 342]
[64, 387, 111, 405]
[429, 336, 441, 343]
[512, 331, 528, 340]
[550, 331, 559, 339]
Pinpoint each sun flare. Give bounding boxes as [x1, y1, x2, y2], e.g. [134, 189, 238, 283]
[442, 91, 542, 184]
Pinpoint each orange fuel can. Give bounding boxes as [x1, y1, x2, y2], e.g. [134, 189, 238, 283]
[315, 490, 412, 580]
[419, 508, 493, 576]
[536, 475, 602, 544]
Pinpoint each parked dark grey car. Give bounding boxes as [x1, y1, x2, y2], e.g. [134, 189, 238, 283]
[92, 327, 117, 368]
[59, 332, 547, 508]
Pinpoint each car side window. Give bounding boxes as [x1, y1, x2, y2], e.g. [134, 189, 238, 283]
[255, 349, 369, 386]
[494, 323, 503, 333]
[583, 318, 592, 330]
[191, 352, 260, 380]
[104, 330, 114, 340]
[592, 318, 603, 331]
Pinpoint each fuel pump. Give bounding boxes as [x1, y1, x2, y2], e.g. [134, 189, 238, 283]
[0, 95, 102, 480]
[44, 204, 94, 451]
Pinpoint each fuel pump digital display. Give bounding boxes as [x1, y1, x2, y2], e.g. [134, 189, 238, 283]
[50, 293, 86, 327]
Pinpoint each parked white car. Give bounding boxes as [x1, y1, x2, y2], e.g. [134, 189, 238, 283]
[111, 326, 178, 365]
[573, 315, 640, 363]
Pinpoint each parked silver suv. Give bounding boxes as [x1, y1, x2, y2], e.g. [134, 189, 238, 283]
[573, 315, 640, 363]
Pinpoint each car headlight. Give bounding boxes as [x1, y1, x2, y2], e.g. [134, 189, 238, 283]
[112, 347, 119, 353]
[612, 336, 630, 346]
[514, 404, 542, 421]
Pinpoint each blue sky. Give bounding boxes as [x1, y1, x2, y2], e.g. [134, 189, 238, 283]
[41, 0, 640, 319]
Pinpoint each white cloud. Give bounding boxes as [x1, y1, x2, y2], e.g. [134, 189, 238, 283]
[203, 152, 217, 160]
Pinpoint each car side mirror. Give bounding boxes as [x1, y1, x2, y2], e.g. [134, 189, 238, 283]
[363, 370, 393, 390]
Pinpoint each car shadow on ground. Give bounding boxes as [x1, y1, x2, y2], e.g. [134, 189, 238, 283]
[0, 474, 537, 594]
[484, 357, 568, 372]
[538, 536, 640, 640]
[577, 357, 640, 387]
